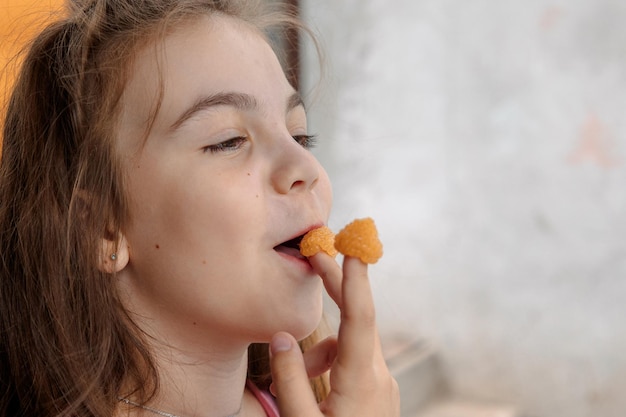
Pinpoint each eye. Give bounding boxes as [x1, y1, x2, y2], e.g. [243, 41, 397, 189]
[293, 134, 318, 149]
[203, 136, 248, 154]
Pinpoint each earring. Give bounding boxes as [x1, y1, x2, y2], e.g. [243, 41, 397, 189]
[110, 253, 117, 261]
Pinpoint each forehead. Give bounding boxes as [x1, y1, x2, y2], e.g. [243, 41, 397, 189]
[118, 14, 293, 141]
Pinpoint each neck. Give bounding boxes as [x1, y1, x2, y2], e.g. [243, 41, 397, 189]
[156, 344, 249, 417]
[116, 274, 259, 417]
[135, 319, 252, 417]
[120, 312, 252, 416]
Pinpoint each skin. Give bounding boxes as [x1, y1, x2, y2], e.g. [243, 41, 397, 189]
[271, 254, 401, 417]
[110, 13, 399, 417]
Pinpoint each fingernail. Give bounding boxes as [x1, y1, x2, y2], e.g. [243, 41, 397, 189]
[271, 333, 292, 353]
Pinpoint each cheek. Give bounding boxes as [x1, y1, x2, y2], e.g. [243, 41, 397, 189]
[318, 169, 334, 213]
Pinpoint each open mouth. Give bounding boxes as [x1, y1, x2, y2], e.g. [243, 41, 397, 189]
[274, 234, 306, 259]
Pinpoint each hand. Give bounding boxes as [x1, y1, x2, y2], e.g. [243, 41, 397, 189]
[269, 253, 400, 417]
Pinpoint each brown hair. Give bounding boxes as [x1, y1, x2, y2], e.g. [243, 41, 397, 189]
[0, 1, 327, 416]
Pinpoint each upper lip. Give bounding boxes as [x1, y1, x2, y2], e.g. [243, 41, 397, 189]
[273, 223, 324, 249]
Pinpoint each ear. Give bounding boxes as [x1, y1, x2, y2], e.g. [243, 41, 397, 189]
[73, 189, 130, 274]
[99, 234, 130, 274]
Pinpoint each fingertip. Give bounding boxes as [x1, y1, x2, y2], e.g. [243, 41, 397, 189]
[270, 332, 295, 355]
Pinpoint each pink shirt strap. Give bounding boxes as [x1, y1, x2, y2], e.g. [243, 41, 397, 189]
[246, 379, 280, 417]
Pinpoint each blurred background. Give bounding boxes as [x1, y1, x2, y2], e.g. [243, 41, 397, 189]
[300, 1, 626, 417]
[3, 1, 625, 416]
[0, 0, 64, 140]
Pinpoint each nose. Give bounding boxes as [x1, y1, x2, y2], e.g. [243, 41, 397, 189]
[270, 136, 321, 194]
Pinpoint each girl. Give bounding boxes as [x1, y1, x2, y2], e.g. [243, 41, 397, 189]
[0, 1, 400, 416]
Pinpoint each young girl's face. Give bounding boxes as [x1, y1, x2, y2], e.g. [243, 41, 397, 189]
[115, 15, 332, 347]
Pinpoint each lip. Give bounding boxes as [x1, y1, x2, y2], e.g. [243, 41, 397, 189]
[273, 223, 325, 249]
[275, 249, 314, 273]
[272, 222, 325, 272]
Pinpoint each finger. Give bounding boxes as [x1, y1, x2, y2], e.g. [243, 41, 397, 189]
[302, 336, 338, 378]
[271, 336, 338, 397]
[335, 256, 377, 372]
[308, 252, 343, 308]
[269, 332, 319, 416]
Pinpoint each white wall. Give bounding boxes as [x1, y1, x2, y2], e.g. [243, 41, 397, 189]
[300, 1, 626, 416]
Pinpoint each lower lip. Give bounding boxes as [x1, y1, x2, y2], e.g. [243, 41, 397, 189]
[275, 250, 314, 273]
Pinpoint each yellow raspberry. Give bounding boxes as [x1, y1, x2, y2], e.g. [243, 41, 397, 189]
[334, 217, 383, 264]
[299, 226, 338, 257]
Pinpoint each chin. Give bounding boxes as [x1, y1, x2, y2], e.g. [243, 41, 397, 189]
[253, 288, 324, 342]
[286, 305, 324, 342]
[254, 304, 321, 343]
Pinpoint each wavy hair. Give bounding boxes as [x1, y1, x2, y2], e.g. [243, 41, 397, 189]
[0, 1, 327, 416]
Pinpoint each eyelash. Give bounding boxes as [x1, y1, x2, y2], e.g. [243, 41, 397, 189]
[293, 134, 318, 149]
[203, 134, 318, 154]
[203, 136, 248, 154]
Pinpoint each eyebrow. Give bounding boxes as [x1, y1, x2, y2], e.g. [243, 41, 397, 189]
[170, 91, 304, 131]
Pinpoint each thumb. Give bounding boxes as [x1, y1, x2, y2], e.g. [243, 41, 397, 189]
[269, 332, 320, 417]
